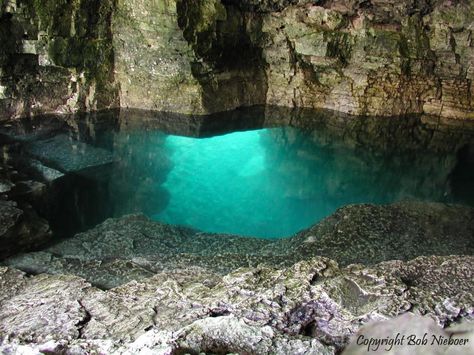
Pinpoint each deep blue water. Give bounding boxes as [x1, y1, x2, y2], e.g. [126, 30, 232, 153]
[97, 126, 465, 238]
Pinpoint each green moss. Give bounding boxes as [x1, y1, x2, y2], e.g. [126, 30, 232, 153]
[177, 0, 227, 58]
[372, 30, 401, 54]
[32, 0, 77, 36]
[398, 14, 436, 76]
[30, 0, 117, 106]
[432, 2, 474, 30]
[402, 15, 432, 59]
[324, 31, 353, 66]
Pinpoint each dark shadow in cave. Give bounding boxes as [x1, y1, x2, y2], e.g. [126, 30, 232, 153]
[450, 143, 474, 206]
[176, 0, 268, 112]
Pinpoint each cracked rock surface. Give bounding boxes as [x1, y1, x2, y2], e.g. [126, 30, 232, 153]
[0, 200, 472, 353]
[1, 0, 474, 119]
[0, 254, 473, 354]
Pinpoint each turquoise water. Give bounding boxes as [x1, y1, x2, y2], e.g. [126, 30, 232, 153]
[101, 126, 462, 238]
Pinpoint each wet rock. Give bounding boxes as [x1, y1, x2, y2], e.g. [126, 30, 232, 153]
[4, 252, 155, 289]
[0, 179, 14, 193]
[0, 272, 94, 342]
[0, 200, 22, 239]
[1, 195, 472, 352]
[4, 201, 473, 286]
[26, 134, 115, 174]
[0, 199, 51, 259]
[0, 267, 26, 304]
[30, 159, 64, 182]
[269, 201, 474, 266]
[374, 256, 474, 325]
[174, 316, 335, 355]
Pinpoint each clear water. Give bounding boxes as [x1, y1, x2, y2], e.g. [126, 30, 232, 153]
[94, 126, 464, 238]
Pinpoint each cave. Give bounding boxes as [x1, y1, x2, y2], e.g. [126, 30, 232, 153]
[0, 1, 473, 354]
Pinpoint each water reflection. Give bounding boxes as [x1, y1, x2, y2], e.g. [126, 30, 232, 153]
[1, 107, 473, 239]
[140, 127, 460, 237]
[107, 131, 171, 217]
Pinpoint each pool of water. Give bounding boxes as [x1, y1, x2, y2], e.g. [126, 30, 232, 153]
[98, 126, 469, 238]
[2, 109, 473, 239]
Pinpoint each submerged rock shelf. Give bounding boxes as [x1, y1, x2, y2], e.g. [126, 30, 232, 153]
[4, 201, 474, 289]
[0, 107, 473, 248]
[1, 150, 473, 353]
[0, 109, 472, 354]
[0, 90, 473, 355]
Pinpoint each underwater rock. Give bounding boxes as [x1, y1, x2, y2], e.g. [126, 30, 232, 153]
[26, 134, 116, 174]
[270, 201, 474, 266]
[2, 201, 471, 352]
[0, 199, 51, 259]
[3, 251, 156, 289]
[0, 180, 14, 194]
[0, 200, 22, 241]
[0, 159, 53, 258]
[30, 160, 64, 182]
[3, 213, 283, 286]
[4, 201, 473, 285]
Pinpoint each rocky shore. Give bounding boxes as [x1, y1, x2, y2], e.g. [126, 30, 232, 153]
[1, 0, 473, 353]
[0, 107, 472, 353]
[0, 200, 473, 354]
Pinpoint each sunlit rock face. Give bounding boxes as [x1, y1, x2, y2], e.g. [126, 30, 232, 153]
[112, 0, 205, 114]
[1, 0, 473, 119]
[256, 0, 474, 119]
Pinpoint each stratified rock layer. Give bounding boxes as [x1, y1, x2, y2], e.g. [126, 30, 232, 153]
[1, 0, 473, 119]
[258, 0, 474, 120]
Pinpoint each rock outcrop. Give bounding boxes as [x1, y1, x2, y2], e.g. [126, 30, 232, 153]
[0, 253, 473, 354]
[0, 158, 51, 259]
[1, 0, 473, 119]
[258, 0, 474, 120]
[0, 0, 118, 118]
[4, 200, 474, 287]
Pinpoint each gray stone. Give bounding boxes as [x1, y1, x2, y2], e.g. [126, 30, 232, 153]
[30, 159, 64, 182]
[2, 0, 473, 120]
[4, 201, 473, 287]
[0, 255, 473, 353]
[0, 179, 14, 193]
[26, 134, 116, 174]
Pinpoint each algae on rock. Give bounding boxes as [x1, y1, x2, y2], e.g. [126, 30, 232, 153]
[1, 0, 474, 119]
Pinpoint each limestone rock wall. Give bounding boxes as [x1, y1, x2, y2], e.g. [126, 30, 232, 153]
[0, 0, 473, 119]
[257, 0, 474, 119]
[112, 0, 205, 114]
[0, 0, 118, 119]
